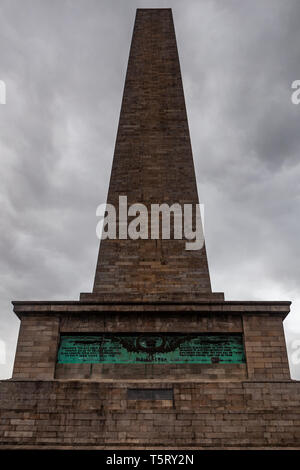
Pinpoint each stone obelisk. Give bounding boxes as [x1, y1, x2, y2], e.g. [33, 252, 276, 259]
[92, 8, 211, 297]
[0, 9, 298, 450]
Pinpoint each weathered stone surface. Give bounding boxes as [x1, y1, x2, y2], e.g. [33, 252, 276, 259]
[9, 309, 290, 382]
[93, 8, 212, 296]
[1, 8, 296, 450]
[1, 380, 300, 449]
[12, 315, 59, 380]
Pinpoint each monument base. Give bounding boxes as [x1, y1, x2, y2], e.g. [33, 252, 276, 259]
[1, 379, 300, 449]
[0, 298, 298, 448]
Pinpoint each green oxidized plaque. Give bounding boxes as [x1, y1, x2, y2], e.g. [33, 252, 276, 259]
[57, 333, 245, 364]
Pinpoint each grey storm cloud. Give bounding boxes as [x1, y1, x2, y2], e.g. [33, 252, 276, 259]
[0, 0, 300, 379]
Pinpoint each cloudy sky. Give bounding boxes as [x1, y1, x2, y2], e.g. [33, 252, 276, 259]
[0, 0, 300, 379]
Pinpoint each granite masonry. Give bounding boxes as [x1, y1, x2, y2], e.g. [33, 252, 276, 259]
[0, 8, 299, 449]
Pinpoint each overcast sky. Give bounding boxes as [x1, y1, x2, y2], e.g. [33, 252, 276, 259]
[0, 0, 300, 379]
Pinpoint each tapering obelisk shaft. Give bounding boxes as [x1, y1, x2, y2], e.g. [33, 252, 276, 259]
[93, 9, 211, 296]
